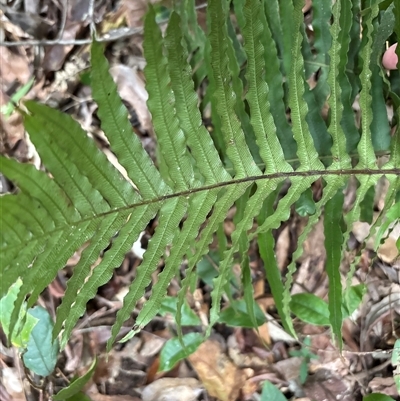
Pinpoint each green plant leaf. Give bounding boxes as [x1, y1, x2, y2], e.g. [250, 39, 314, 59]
[159, 296, 201, 326]
[159, 332, 203, 372]
[218, 299, 265, 328]
[261, 380, 287, 401]
[343, 284, 367, 317]
[196, 252, 219, 288]
[0, 279, 38, 348]
[1, 78, 34, 118]
[295, 188, 316, 216]
[290, 293, 330, 326]
[23, 306, 59, 376]
[53, 358, 97, 400]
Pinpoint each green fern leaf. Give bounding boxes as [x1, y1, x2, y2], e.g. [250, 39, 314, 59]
[324, 189, 344, 349]
[1, 0, 400, 355]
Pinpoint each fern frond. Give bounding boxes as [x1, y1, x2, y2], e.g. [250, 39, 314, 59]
[1, 0, 399, 353]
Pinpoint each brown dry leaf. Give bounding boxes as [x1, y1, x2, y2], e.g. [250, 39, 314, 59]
[368, 376, 398, 398]
[0, 47, 31, 89]
[275, 225, 290, 270]
[88, 389, 141, 401]
[42, 22, 82, 72]
[274, 357, 303, 382]
[255, 301, 271, 345]
[254, 322, 270, 345]
[1, 7, 52, 38]
[188, 339, 247, 401]
[303, 369, 352, 401]
[0, 113, 25, 153]
[241, 376, 258, 400]
[42, 0, 91, 71]
[375, 260, 400, 284]
[109, 64, 152, 132]
[266, 313, 297, 344]
[141, 377, 202, 401]
[292, 218, 327, 299]
[120, 0, 160, 28]
[1, 367, 25, 401]
[227, 333, 270, 369]
[302, 0, 312, 13]
[378, 236, 400, 264]
[253, 277, 264, 299]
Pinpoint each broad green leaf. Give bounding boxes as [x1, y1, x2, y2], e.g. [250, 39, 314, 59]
[159, 333, 203, 372]
[0, 279, 38, 348]
[261, 380, 287, 401]
[159, 296, 201, 326]
[218, 299, 265, 328]
[295, 188, 316, 216]
[196, 252, 219, 287]
[23, 306, 59, 376]
[290, 293, 330, 326]
[343, 284, 367, 317]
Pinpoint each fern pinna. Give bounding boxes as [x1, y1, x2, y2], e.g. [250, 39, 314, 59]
[1, 0, 399, 351]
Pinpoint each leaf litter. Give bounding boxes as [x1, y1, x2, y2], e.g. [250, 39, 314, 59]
[0, 1, 399, 401]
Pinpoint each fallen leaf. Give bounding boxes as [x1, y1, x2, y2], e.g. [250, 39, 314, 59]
[1, 367, 25, 401]
[109, 64, 152, 132]
[303, 369, 352, 401]
[141, 377, 202, 401]
[368, 376, 398, 398]
[188, 338, 246, 401]
[0, 47, 30, 89]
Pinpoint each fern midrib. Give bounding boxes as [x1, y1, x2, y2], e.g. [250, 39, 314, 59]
[2, 167, 398, 255]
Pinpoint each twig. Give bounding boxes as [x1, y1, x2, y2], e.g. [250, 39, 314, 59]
[87, 0, 95, 32]
[56, 0, 69, 41]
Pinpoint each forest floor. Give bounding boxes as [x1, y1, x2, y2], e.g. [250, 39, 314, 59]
[1, 1, 399, 401]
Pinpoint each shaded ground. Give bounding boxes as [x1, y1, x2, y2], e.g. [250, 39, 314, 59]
[1, 1, 400, 400]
